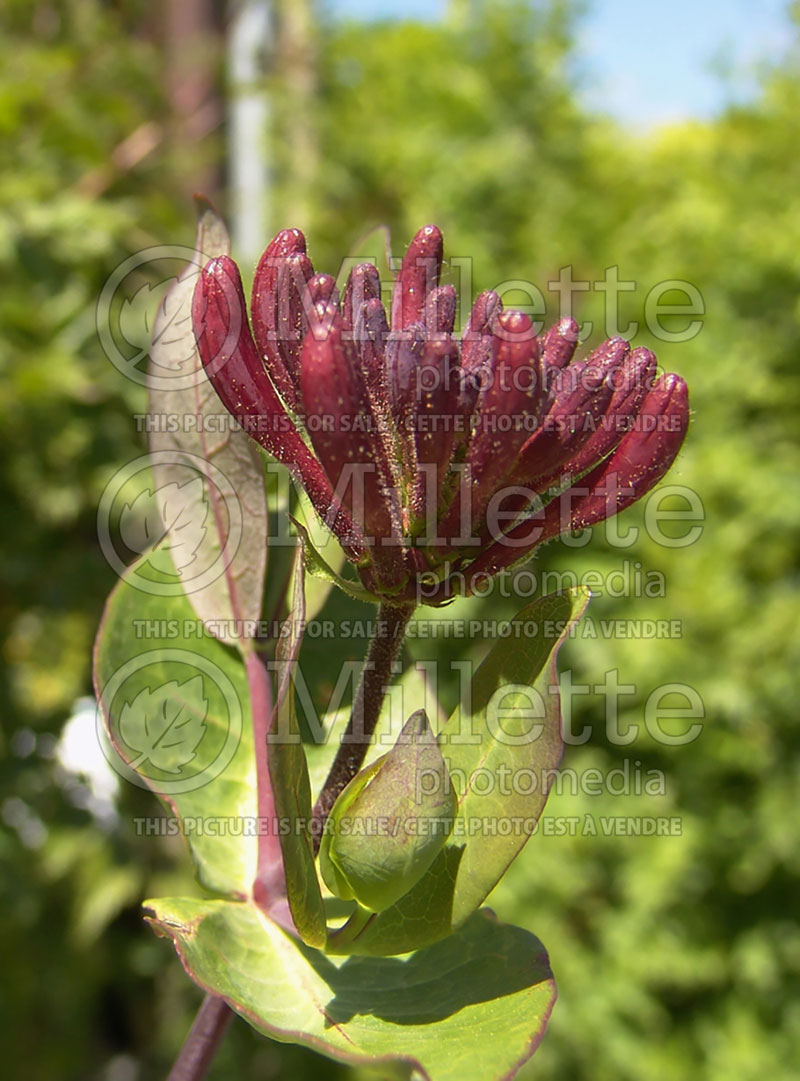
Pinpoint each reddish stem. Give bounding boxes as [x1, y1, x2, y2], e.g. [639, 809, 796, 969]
[166, 994, 232, 1081]
[312, 601, 415, 843]
[245, 650, 286, 910]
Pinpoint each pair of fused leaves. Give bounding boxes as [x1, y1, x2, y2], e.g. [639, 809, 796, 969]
[315, 589, 588, 957]
[93, 203, 587, 1081]
[320, 709, 458, 914]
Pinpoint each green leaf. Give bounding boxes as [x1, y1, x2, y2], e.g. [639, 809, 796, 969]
[148, 200, 267, 645]
[267, 546, 326, 947]
[145, 896, 555, 1081]
[331, 588, 590, 956]
[94, 543, 256, 899]
[322, 710, 457, 913]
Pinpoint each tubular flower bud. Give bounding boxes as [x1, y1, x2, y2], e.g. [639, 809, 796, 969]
[193, 226, 690, 603]
[342, 262, 382, 331]
[539, 316, 580, 372]
[299, 304, 403, 569]
[390, 224, 443, 332]
[250, 228, 309, 411]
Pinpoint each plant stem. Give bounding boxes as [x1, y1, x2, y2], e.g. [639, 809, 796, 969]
[312, 600, 415, 842]
[245, 650, 285, 910]
[166, 994, 232, 1081]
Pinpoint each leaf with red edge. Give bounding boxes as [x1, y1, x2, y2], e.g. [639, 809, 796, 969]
[93, 543, 257, 898]
[145, 896, 556, 1081]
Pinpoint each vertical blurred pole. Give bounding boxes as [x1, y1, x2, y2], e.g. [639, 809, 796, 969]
[274, 0, 318, 227]
[229, 0, 272, 261]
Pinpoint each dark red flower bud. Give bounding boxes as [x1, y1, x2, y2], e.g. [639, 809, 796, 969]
[299, 305, 403, 562]
[512, 359, 616, 491]
[193, 256, 354, 551]
[539, 316, 580, 372]
[424, 284, 457, 338]
[537, 372, 689, 542]
[557, 346, 657, 483]
[250, 229, 312, 410]
[386, 322, 427, 424]
[461, 290, 503, 374]
[342, 263, 382, 332]
[356, 296, 391, 397]
[272, 252, 314, 403]
[194, 256, 294, 456]
[405, 286, 460, 525]
[306, 272, 339, 310]
[408, 337, 462, 528]
[441, 311, 543, 539]
[458, 290, 503, 423]
[584, 335, 631, 375]
[348, 298, 398, 506]
[390, 224, 443, 332]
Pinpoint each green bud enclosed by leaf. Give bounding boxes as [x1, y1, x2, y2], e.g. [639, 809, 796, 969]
[320, 711, 457, 913]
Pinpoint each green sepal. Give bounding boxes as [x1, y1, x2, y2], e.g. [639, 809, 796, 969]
[289, 516, 381, 605]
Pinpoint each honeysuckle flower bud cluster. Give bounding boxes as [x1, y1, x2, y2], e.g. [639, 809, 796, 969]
[193, 225, 689, 604]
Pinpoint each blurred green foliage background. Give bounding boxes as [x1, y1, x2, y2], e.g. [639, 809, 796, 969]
[1, 0, 798, 1078]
